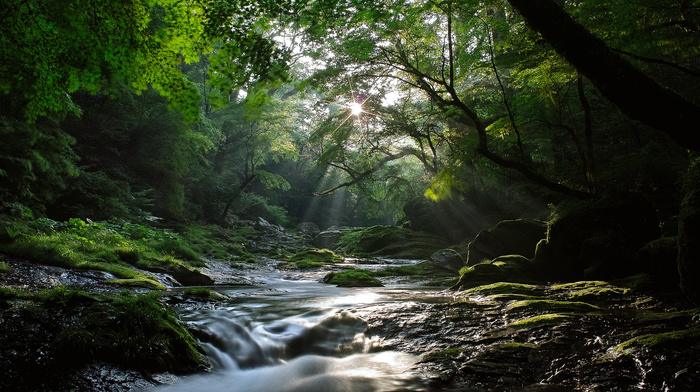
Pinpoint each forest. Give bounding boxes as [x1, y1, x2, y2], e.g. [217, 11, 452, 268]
[1, 0, 700, 391]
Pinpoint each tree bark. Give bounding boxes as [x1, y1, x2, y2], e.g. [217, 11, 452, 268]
[507, 0, 700, 151]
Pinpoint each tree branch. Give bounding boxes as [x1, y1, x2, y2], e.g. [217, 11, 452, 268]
[507, 0, 700, 151]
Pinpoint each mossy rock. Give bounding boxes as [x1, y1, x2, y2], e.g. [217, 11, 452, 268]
[335, 226, 450, 259]
[0, 288, 208, 390]
[507, 313, 572, 329]
[461, 282, 542, 297]
[453, 255, 542, 290]
[289, 248, 343, 269]
[147, 263, 214, 286]
[466, 219, 546, 266]
[550, 280, 631, 302]
[107, 278, 166, 290]
[609, 328, 700, 358]
[505, 299, 599, 313]
[322, 269, 383, 287]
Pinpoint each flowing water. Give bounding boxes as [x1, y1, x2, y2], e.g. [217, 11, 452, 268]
[154, 258, 439, 392]
[152, 257, 700, 392]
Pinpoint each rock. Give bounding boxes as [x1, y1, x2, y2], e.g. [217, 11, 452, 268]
[314, 230, 342, 249]
[466, 219, 546, 266]
[297, 222, 320, 237]
[429, 249, 465, 273]
[534, 193, 660, 281]
[453, 255, 541, 290]
[322, 269, 383, 287]
[679, 186, 700, 303]
[148, 264, 214, 286]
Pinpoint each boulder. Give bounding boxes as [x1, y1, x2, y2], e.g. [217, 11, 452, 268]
[297, 222, 320, 237]
[314, 230, 342, 249]
[534, 192, 660, 282]
[429, 249, 465, 273]
[453, 255, 541, 290]
[148, 264, 214, 286]
[466, 219, 546, 266]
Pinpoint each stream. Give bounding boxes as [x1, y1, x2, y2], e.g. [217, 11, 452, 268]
[152, 256, 700, 392]
[155, 257, 438, 392]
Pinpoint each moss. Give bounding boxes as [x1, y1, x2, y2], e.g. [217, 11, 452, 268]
[289, 248, 342, 269]
[323, 269, 383, 287]
[0, 261, 14, 273]
[506, 299, 599, 313]
[452, 256, 541, 290]
[107, 278, 166, 290]
[615, 328, 700, 354]
[567, 286, 630, 301]
[54, 290, 208, 372]
[183, 287, 212, 299]
[485, 293, 541, 302]
[335, 225, 450, 259]
[507, 313, 572, 329]
[462, 282, 541, 296]
[0, 287, 208, 388]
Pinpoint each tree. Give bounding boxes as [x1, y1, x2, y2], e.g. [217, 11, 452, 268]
[0, 0, 207, 122]
[506, 0, 700, 151]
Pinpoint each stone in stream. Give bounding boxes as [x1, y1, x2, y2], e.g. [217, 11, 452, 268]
[429, 248, 465, 273]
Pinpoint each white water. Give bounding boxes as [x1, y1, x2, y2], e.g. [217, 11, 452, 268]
[152, 258, 434, 392]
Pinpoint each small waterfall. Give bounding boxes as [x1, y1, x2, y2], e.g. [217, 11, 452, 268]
[189, 309, 371, 370]
[155, 307, 426, 392]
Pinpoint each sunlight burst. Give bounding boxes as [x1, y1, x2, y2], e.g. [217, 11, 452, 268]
[350, 101, 364, 116]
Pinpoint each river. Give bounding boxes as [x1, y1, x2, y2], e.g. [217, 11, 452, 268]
[151, 256, 700, 392]
[154, 257, 440, 392]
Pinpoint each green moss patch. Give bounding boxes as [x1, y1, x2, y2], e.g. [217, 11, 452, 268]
[615, 328, 700, 354]
[462, 282, 542, 296]
[506, 299, 599, 313]
[452, 256, 541, 290]
[507, 313, 572, 329]
[323, 269, 383, 287]
[289, 248, 343, 269]
[0, 217, 254, 284]
[107, 278, 166, 290]
[335, 226, 450, 259]
[0, 261, 14, 273]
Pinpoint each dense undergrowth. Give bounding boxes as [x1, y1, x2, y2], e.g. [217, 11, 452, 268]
[0, 215, 257, 285]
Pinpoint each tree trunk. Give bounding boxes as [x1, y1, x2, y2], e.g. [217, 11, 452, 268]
[507, 0, 700, 151]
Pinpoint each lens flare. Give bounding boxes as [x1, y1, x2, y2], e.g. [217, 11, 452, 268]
[350, 102, 363, 116]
